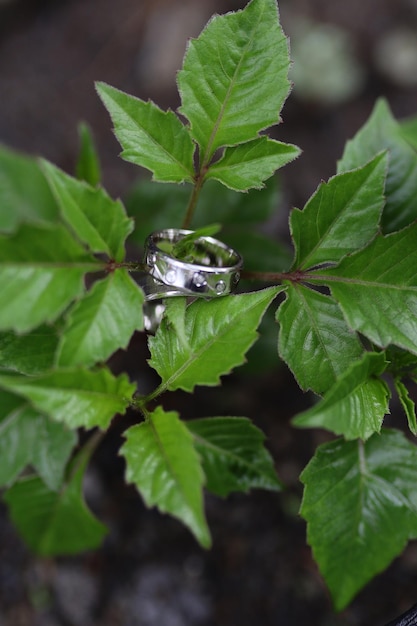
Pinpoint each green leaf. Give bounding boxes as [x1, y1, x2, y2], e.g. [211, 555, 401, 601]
[121, 407, 210, 547]
[0, 224, 99, 333]
[177, 0, 291, 162]
[0, 391, 76, 489]
[96, 82, 195, 184]
[42, 160, 133, 262]
[241, 303, 282, 375]
[4, 447, 107, 556]
[394, 378, 417, 435]
[31, 416, 77, 491]
[312, 222, 417, 355]
[0, 145, 59, 233]
[163, 298, 190, 350]
[194, 176, 281, 226]
[206, 138, 300, 191]
[401, 114, 417, 151]
[0, 325, 60, 374]
[300, 431, 417, 610]
[76, 122, 101, 186]
[0, 368, 135, 430]
[57, 269, 144, 368]
[148, 287, 282, 392]
[277, 284, 364, 394]
[290, 153, 387, 270]
[0, 394, 38, 486]
[187, 416, 281, 497]
[385, 346, 417, 377]
[338, 99, 417, 233]
[293, 352, 389, 440]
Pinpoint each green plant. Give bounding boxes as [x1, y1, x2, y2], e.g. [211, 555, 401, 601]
[1, 0, 417, 612]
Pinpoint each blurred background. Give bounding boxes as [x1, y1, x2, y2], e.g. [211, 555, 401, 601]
[1, 0, 417, 625]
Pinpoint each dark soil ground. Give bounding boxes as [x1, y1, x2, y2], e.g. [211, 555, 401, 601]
[1, 1, 417, 624]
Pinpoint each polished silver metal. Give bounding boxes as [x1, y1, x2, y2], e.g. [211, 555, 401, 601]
[143, 228, 243, 300]
[143, 301, 166, 334]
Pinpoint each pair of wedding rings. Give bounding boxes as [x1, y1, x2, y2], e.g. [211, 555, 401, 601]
[139, 229, 243, 332]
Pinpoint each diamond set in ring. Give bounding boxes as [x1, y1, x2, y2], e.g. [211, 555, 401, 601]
[192, 272, 207, 288]
[215, 280, 226, 294]
[165, 269, 177, 284]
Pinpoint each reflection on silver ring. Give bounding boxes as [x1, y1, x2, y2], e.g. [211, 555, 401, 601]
[143, 228, 243, 300]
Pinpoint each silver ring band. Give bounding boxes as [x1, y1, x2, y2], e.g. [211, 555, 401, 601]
[143, 229, 243, 300]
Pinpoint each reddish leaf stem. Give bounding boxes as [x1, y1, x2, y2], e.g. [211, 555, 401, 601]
[107, 260, 316, 287]
[241, 268, 309, 283]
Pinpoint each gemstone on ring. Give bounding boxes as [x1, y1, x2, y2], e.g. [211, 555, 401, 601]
[165, 269, 177, 284]
[215, 280, 226, 294]
[192, 272, 207, 288]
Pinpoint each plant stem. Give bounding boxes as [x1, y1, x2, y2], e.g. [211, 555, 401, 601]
[241, 268, 309, 283]
[141, 404, 152, 422]
[137, 383, 166, 408]
[67, 428, 106, 482]
[85, 428, 106, 457]
[112, 260, 318, 287]
[182, 170, 207, 229]
[130, 384, 166, 415]
[106, 260, 147, 273]
[358, 439, 367, 476]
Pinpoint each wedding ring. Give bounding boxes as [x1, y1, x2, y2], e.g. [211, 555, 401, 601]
[143, 229, 243, 301]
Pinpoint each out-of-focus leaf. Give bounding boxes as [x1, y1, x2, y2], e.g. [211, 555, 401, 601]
[125, 177, 280, 248]
[240, 303, 282, 375]
[401, 114, 417, 151]
[394, 378, 417, 435]
[0, 224, 99, 333]
[0, 393, 38, 486]
[76, 122, 101, 186]
[224, 229, 292, 273]
[0, 390, 76, 490]
[42, 160, 133, 262]
[31, 417, 77, 491]
[126, 181, 190, 246]
[0, 325, 60, 374]
[385, 346, 417, 377]
[4, 446, 107, 556]
[338, 99, 417, 232]
[187, 416, 281, 496]
[0, 145, 58, 233]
